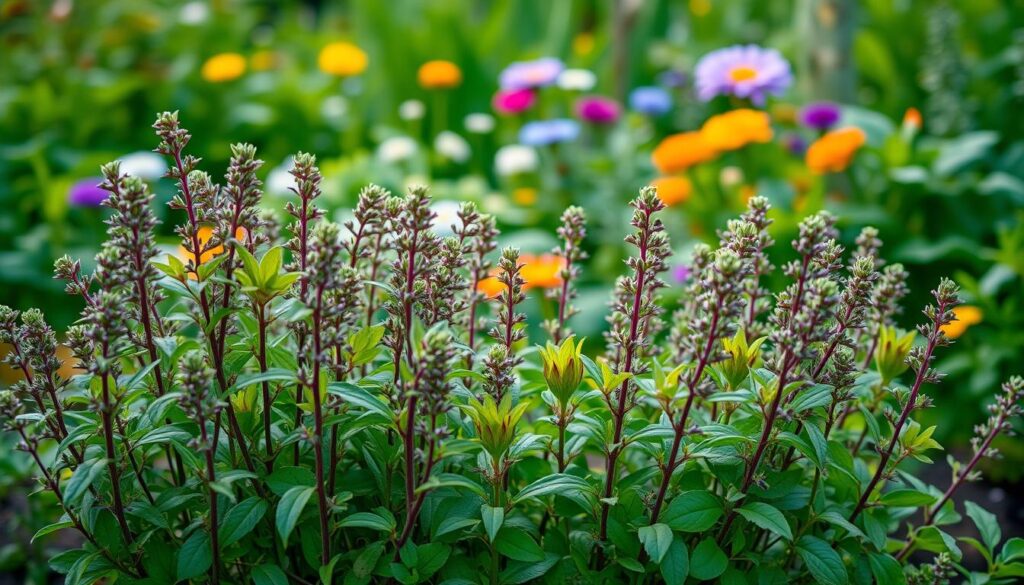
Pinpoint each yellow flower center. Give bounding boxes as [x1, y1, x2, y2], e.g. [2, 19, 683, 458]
[729, 66, 758, 83]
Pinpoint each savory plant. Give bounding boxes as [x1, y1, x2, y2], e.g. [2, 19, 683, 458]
[1, 112, 1022, 585]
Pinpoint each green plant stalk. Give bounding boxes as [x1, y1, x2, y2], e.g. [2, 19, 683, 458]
[99, 370, 134, 547]
[199, 409, 221, 585]
[258, 302, 274, 473]
[311, 289, 331, 566]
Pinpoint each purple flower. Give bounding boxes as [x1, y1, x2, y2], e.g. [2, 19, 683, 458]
[575, 96, 621, 124]
[782, 133, 808, 155]
[799, 102, 841, 130]
[68, 178, 108, 207]
[694, 44, 792, 105]
[673, 265, 692, 284]
[499, 57, 564, 90]
[519, 119, 580, 146]
[629, 86, 672, 116]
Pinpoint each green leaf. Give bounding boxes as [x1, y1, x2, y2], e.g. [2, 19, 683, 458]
[661, 491, 723, 532]
[689, 538, 727, 581]
[638, 523, 673, 564]
[251, 563, 289, 585]
[276, 486, 315, 546]
[915, 526, 962, 561]
[336, 511, 396, 532]
[511, 473, 592, 505]
[796, 535, 848, 585]
[495, 527, 544, 562]
[416, 542, 450, 578]
[64, 458, 107, 507]
[32, 521, 75, 543]
[259, 246, 284, 284]
[231, 368, 296, 392]
[499, 552, 560, 584]
[177, 530, 213, 580]
[353, 542, 385, 578]
[660, 538, 689, 584]
[218, 497, 268, 547]
[1002, 537, 1024, 563]
[737, 502, 793, 541]
[266, 466, 315, 496]
[965, 501, 1001, 553]
[867, 553, 905, 585]
[878, 489, 936, 508]
[481, 505, 504, 542]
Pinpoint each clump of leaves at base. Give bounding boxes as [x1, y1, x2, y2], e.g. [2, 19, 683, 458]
[1, 114, 1022, 585]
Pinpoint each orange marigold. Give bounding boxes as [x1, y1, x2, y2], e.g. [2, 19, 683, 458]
[940, 305, 983, 340]
[650, 176, 693, 206]
[805, 127, 866, 174]
[477, 276, 506, 299]
[700, 109, 773, 151]
[201, 53, 246, 83]
[418, 60, 462, 89]
[651, 132, 718, 174]
[177, 226, 247, 271]
[318, 42, 368, 77]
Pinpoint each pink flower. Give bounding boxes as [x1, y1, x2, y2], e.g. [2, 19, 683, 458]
[493, 88, 536, 116]
[575, 96, 621, 124]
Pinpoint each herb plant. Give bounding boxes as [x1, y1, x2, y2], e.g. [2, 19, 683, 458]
[2, 112, 1022, 585]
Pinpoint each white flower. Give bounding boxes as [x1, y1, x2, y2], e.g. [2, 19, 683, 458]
[465, 113, 495, 134]
[399, 100, 425, 121]
[118, 151, 167, 181]
[321, 95, 349, 124]
[434, 131, 471, 163]
[378, 136, 418, 164]
[431, 200, 463, 236]
[179, 1, 209, 25]
[720, 166, 744, 188]
[494, 145, 538, 176]
[557, 68, 597, 92]
[266, 158, 297, 195]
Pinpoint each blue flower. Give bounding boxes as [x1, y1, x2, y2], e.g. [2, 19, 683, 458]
[629, 86, 672, 116]
[518, 119, 580, 146]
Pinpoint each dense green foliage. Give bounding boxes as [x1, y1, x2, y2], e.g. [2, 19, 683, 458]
[0, 116, 1022, 584]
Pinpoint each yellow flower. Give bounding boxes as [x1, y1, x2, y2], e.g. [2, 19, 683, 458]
[318, 42, 368, 77]
[649, 176, 693, 206]
[700, 109, 773, 151]
[418, 60, 462, 89]
[513, 187, 538, 205]
[201, 53, 246, 83]
[805, 127, 866, 174]
[651, 131, 718, 174]
[941, 305, 983, 340]
[689, 0, 712, 17]
[177, 226, 247, 278]
[573, 33, 595, 56]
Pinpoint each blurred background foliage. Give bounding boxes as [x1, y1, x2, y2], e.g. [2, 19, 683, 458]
[1, 0, 1024, 573]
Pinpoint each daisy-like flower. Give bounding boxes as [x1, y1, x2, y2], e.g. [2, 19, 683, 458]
[518, 119, 580, 146]
[557, 68, 597, 92]
[118, 151, 167, 181]
[434, 131, 471, 163]
[378, 136, 418, 164]
[499, 57, 564, 90]
[494, 145, 539, 176]
[694, 44, 792, 105]
[465, 113, 496, 134]
[399, 99, 425, 121]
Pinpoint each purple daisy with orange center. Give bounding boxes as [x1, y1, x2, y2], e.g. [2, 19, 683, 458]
[694, 44, 792, 105]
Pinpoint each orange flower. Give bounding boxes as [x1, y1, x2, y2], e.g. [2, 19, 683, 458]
[805, 127, 866, 174]
[903, 107, 922, 131]
[521, 253, 563, 290]
[201, 53, 246, 83]
[318, 42, 368, 77]
[418, 60, 462, 89]
[477, 276, 506, 298]
[940, 305, 983, 340]
[700, 109, 773, 151]
[513, 187, 538, 206]
[177, 226, 246, 269]
[650, 176, 693, 206]
[651, 132, 718, 174]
